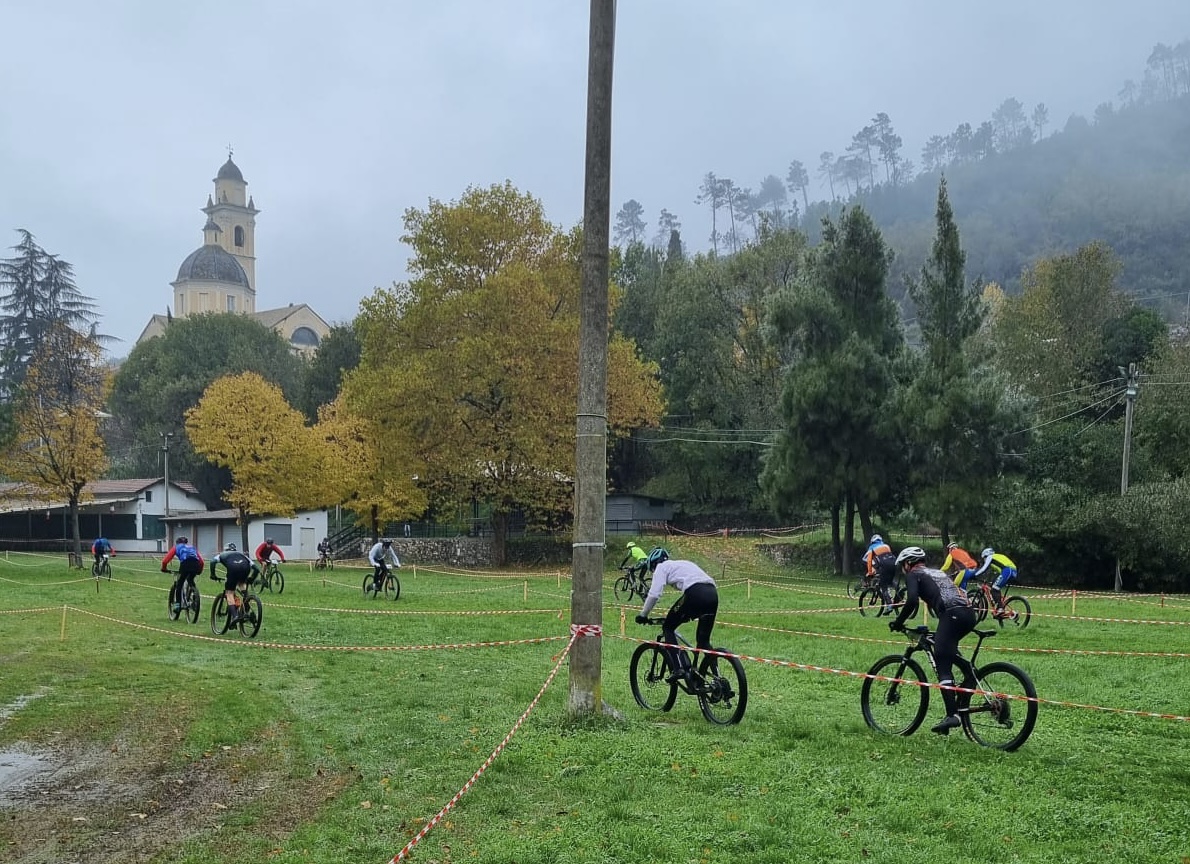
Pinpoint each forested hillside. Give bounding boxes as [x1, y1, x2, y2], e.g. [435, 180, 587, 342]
[842, 94, 1190, 315]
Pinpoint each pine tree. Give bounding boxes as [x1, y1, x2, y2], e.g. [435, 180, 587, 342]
[0, 230, 102, 396]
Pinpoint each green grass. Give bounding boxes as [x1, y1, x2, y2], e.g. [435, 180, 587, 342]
[0, 542, 1188, 863]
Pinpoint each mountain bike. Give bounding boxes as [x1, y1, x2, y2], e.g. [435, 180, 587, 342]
[91, 554, 112, 581]
[629, 617, 748, 725]
[256, 559, 286, 594]
[847, 573, 877, 599]
[209, 577, 263, 638]
[165, 570, 202, 624]
[613, 564, 649, 604]
[363, 568, 400, 600]
[968, 580, 1031, 628]
[860, 624, 1038, 751]
[314, 549, 334, 570]
[858, 576, 907, 618]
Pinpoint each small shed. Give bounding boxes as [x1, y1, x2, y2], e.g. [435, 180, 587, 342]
[604, 493, 677, 534]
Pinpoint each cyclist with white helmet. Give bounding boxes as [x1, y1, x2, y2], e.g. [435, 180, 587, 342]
[209, 542, 259, 623]
[972, 547, 1019, 617]
[634, 547, 719, 684]
[888, 546, 978, 734]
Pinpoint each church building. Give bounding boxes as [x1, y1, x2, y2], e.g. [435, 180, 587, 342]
[137, 155, 330, 352]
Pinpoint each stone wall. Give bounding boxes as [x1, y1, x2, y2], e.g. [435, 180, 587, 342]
[350, 536, 573, 568]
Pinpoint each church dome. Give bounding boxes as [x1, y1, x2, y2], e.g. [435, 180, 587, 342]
[175, 244, 249, 287]
[215, 157, 244, 182]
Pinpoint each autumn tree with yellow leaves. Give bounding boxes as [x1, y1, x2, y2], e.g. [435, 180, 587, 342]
[186, 372, 323, 550]
[346, 182, 664, 564]
[1, 322, 109, 560]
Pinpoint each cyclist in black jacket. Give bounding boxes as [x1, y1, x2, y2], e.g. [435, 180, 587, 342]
[888, 546, 978, 734]
[209, 543, 259, 624]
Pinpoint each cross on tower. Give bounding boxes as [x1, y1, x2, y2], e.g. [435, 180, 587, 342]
[227, 143, 234, 159]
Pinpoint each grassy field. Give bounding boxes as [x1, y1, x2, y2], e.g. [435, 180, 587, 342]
[0, 538, 1188, 863]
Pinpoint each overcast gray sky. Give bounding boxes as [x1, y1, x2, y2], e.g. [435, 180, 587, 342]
[1, 1, 1187, 352]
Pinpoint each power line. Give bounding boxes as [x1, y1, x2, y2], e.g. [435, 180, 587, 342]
[1010, 387, 1124, 437]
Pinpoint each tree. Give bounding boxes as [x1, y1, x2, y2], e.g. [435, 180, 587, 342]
[786, 160, 810, 214]
[920, 135, 947, 174]
[817, 152, 837, 201]
[991, 97, 1031, 150]
[311, 397, 426, 538]
[755, 174, 788, 229]
[1, 322, 108, 559]
[761, 207, 905, 573]
[653, 209, 681, 249]
[846, 125, 878, 189]
[1031, 102, 1049, 139]
[0, 230, 102, 397]
[185, 372, 322, 550]
[108, 313, 305, 503]
[613, 199, 646, 247]
[902, 178, 1024, 538]
[696, 172, 726, 255]
[872, 112, 903, 184]
[344, 183, 664, 564]
[298, 322, 362, 422]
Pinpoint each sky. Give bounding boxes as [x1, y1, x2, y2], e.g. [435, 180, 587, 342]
[1, 0, 1188, 354]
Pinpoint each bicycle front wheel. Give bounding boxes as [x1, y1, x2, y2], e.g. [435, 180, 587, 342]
[960, 661, 1038, 751]
[613, 576, 633, 604]
[238, 594, 263, 638]
[385, 574, 400, 600]
[697, 649, 748, 725]
[970, 590, 989, 622]
[362, 575, 376, 597]
[629, 643, 678, 712]
[210, 594, 229, 634]
[183, 582, 201, 624]
[998, 596, 1031, 629]
[861, 655, 929, 735]
[272, 569, 285, 595]
[858, 588, 882, 617]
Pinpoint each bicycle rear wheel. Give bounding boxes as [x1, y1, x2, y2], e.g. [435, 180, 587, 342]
[960, 661, 1038, 751]
[182, 582, 201, 624]
[629, 643, 678, 712]
[238, 594, 263, 638]
[102, 561, 111, 580]
[210, 594, 230, 634]
[697, 649, 748, 725]
[385, 574, 400, 600]
[858, 588, 883, 617]
[861, 655, 929, 735]
[998, 596, 1031, 629]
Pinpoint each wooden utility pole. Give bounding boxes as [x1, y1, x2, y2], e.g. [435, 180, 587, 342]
[1114, 363, 1140, 592]
[569, 0, 616, 715]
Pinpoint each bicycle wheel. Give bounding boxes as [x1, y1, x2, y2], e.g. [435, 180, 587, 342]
[102, 560, 112, 580]
[861, 655, 929, 735]
[697, 649, 748, 725]
[629, 643, 679, 712]
[258, 568, 274, 593]
[998, 596, 1031, 629]
[960, 661, 1038, 751]
[969, 590, 989, 622]
[238, 594, 263, 638]
[91, 561, 101, 579]
[846, 578, 858, 598]
[314, 558, 325, 571]
[182, 582, 201, 624]
[362, 575, 376, 597]
[613, 576, 633, 603]
[858, 588, 883, 617]
[892, 584, 908, 616]
[385, 574, 400, 600]
[167, 583, 181, 621]
[210, 594, 230, 635]
[272, 568, 285, 595]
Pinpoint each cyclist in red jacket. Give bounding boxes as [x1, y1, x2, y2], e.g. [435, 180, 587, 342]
[254, 537, 286, 570]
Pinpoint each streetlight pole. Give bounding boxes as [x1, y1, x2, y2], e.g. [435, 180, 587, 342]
[161, 432, 174, 519]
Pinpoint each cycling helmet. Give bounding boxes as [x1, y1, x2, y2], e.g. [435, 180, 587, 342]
[381, 538, 392, 546]
[626, 541, 638, 550]
[265, 537, 274, 545]
[225, 542, 237, 552]
[981, 547, 994, 559]
[646, 546, 670, 571]
[869, 534, 883, 545]
[946, 541, 958, 551]
[175, 536, 188, 545]
[895, 546, 927, 567]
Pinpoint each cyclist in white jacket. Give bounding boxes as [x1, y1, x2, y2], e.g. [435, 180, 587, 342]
[368, 538, 400, 593]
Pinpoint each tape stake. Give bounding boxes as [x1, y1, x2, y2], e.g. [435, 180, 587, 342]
[1072, 589, 1077, 615]
[747, 579, 752, 600]
[620, 607, 626, 637]
[60, 604, 67, 641]
[524, 581, 528, 602]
